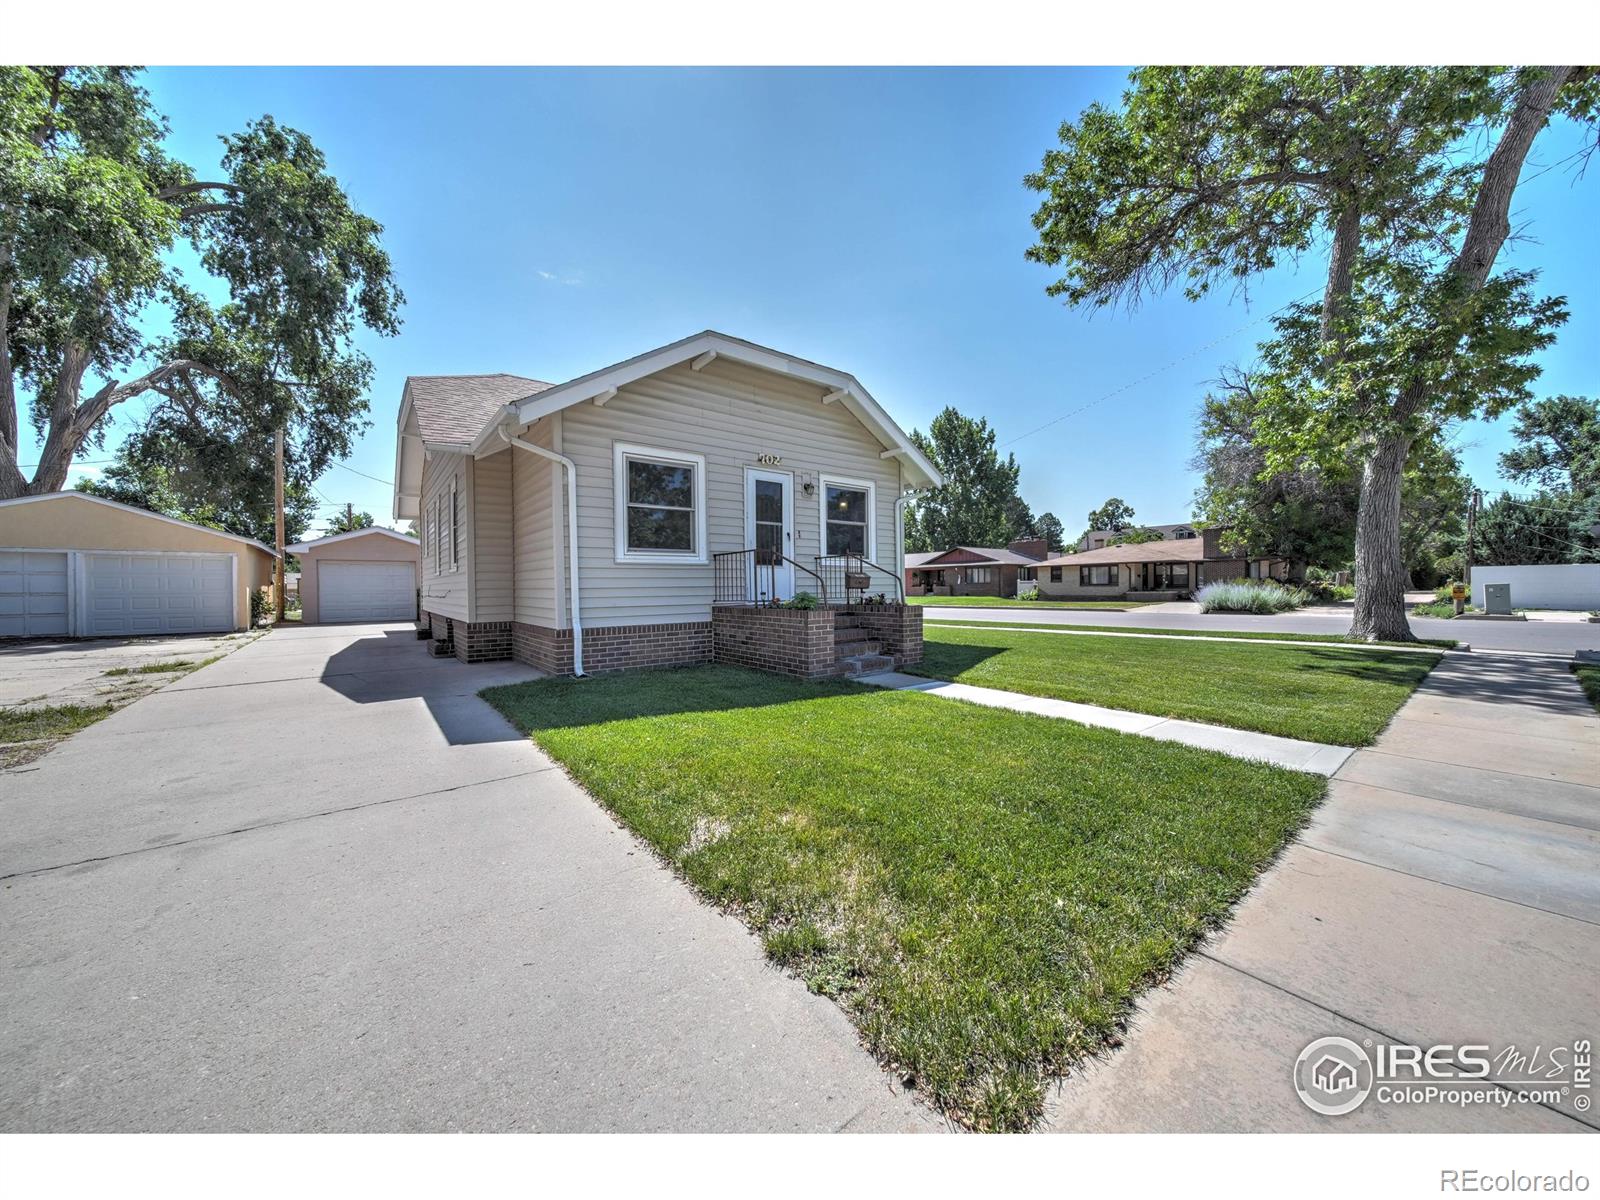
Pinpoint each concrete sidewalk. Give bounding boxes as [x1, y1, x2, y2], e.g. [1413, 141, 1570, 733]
[0, 624, 934, 1133]
[859, 670, 1355, 775]
[1045, 652, 1600, 1132]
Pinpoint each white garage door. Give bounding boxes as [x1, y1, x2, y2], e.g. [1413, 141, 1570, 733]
[318, 560, 417, 623]
[83, 552, 234, 636]
[0, 550, 70, 637]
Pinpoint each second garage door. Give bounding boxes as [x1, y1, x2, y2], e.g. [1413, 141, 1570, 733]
[318, 560, 417, 623]
[82, 552, 235, 636]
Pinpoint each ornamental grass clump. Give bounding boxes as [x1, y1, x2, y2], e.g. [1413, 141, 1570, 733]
[1196, 579, 1310, 614]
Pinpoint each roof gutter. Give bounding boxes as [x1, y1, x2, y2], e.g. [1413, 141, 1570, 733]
[498, 426, 585, 677]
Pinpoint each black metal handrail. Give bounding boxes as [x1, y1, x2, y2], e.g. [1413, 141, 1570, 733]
[813, 552, 905, 605]
[713, 549, 828, 607]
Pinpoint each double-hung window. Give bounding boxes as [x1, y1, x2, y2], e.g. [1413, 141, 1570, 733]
[450, 478, 460, 570]
[820, 477, 874, 558]
[1050, 566, 1062, 583]
[1079, 565, 1118, 587]
[614, 444, 707, 563]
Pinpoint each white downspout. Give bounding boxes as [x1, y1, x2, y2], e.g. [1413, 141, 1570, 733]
[500, 426, 585, 676]
[894, 491, 914, 598]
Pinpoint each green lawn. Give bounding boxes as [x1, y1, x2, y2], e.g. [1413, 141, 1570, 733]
[0, 702, 118, 768]
[911, 625, 1439, 745]
[1573, 664, 1600, 714]
[484, 666, 1324, 1131]
[922, 618, 1459, 650]
[910, 595, 1152, 610]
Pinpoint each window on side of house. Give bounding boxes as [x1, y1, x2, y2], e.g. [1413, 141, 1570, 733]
[821, 478, 873, 558]
[1169, 563, 1190, 585]
[1079, 565, 1117, 586]
[1050, 566, 1062, 583]
[614, 443, 706, 562]
[450, 477, 461, 569]
[966, 566, 992, 584]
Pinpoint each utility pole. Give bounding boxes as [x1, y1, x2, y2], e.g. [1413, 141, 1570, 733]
[1464, 488, 1482, 590]
[274, 428, 286, 622]
[345, 501, 354, 530]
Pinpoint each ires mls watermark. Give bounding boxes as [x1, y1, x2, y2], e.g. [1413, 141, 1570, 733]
[1293, 1036, 1592, 1117]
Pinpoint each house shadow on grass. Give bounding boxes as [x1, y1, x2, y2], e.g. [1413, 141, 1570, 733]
[316, 628, 539, 746]
[480, 662, 880, 733]
[901, 641, 1009, 679]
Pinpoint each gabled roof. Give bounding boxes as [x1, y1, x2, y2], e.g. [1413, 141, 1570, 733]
[404, 373, 552, 447]
[904, 551, 941, 568]
[920, 545, 1044, 567]
[468, 330, 942, 490]
[1037, 540, 1213, 567]
[286, 526, 420, 554]
[0, 492, 279, 557]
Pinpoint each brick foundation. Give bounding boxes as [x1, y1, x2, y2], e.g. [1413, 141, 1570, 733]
[422, 610, 453, 655]
[711, 605, 842, 678]
[841, 603, 923, 667]
[512, 620, 713, 676]
[453, 619, 513, 664]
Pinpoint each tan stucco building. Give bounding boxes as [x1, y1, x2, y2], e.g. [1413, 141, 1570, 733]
[286, 527, 421, 624]
[0, 492, 278, 636]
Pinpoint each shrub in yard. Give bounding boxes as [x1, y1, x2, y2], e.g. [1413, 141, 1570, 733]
[1018, 587, 1040, 601]
[782, 590, 820, 610]
[1196, 580, 1310, 614]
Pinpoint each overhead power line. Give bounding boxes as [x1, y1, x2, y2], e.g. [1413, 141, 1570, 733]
[1001, 287, 1323, 449]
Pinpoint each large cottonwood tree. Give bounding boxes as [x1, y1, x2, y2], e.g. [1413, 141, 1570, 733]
[0, 67, 402, 514]
[1026, 66, 1597, 639]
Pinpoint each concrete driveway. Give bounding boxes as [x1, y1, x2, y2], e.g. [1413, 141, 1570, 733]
[0, 624, 932, 1132]
[0, 631, 243, 709]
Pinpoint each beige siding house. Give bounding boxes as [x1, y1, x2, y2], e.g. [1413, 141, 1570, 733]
[0, 492, 277, 636]
[1034, 528, 1293, 601]
[394, 331, 940, 674]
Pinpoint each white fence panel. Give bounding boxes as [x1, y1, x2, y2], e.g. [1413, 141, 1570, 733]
[1471, 564, 1600, 611]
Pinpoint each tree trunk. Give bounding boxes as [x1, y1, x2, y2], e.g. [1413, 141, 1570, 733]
[1350, 433, 1414, 641]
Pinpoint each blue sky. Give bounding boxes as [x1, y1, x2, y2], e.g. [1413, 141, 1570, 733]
[25, 67, 1599, 538]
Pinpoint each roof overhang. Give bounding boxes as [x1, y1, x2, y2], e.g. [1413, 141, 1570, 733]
[393, 383, 472, 521]
[464, 331, 942, 490]
[286, 526, 421, 554]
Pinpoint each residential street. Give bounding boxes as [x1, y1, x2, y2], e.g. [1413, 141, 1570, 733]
[1046, 651, 1600, 1132]
[0, 625, 932, 1133]
[920, 604, 1600, 655]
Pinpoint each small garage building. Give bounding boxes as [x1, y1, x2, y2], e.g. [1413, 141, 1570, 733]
[286, 527, 420, 624]
[0, 492, 278, 637]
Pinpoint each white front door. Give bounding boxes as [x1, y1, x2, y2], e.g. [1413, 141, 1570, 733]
[744, 468, 794, 602]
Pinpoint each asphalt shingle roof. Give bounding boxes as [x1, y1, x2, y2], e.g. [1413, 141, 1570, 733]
[405, 374, 551, 445]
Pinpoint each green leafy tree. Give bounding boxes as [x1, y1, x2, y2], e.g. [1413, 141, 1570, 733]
[1084, 497, 1136, 534]
[1035, 511, 1065, 553]
[1192, 366, 1472, 583]
[1027, 66, 1597, 640]
[0, 67, 403, 503]
[1110, 526, 1166, 545]
[1470, 492, 1600, 564]
[1498, 395, 1600, 498]
[325, 507, 376, 535]
[905, 407, 1026, 551]
[75, 446, 317, 546]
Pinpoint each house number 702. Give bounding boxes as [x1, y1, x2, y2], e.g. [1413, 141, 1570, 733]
[756, 454, 782, 465]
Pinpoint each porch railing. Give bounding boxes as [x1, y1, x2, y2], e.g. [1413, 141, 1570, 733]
[713, 549, 828, 606]
[813, 553, 905, 605]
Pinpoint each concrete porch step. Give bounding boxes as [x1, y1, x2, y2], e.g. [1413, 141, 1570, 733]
[837, 653, 895, 676]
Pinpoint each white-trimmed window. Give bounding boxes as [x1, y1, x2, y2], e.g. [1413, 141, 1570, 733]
[613, 443, 707, 563]
[819, 476, 875, 558]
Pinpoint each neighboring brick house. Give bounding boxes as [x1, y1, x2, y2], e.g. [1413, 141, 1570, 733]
[904, 537, 1050, 597]
[394, 330, 941, 677]
[1034, 527, 1297, 600]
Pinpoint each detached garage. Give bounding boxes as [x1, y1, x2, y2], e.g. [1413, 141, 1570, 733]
[286, 527, 420, 624]
[0, 492, 278, 637]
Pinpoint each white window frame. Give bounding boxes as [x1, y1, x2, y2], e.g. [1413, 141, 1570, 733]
[818, 475, 876, 561]
[613, 442, 708, 564]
